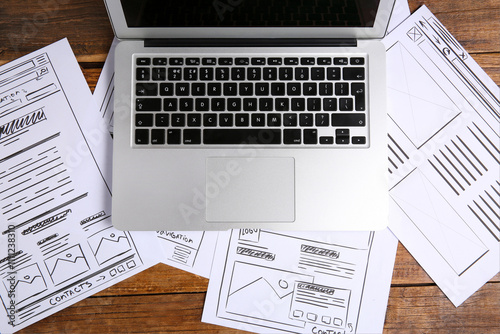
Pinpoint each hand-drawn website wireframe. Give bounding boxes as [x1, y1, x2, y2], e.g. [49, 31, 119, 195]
[203, 229, 398, 334]
[383, 6, 500, 306]
[156, 231, 218, 278]
[0, 39, 158, 333]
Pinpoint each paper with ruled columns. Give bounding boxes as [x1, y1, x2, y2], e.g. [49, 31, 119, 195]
[383, 6, 500, 306]
[0, 39, 159, 333]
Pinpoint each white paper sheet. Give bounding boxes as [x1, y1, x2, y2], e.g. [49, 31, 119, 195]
[0, 39, 159, 333]
[202, 229, 398, 333]
[383, 6, 500, 306]
[156, 231, 218, 278]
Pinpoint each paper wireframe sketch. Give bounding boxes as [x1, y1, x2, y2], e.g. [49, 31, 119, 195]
[202, 229, 398, 334]
[156, 231, 218, 278]
[0, 39, 159, 333]
[383, 5, 499, 306]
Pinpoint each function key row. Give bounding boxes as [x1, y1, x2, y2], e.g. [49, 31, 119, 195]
[136, 57, 365, 67]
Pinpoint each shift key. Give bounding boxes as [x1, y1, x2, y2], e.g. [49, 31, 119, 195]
[331, 113, 365, 126]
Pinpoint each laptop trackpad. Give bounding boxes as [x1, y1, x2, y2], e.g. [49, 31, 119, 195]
[205, 157, 295, 222]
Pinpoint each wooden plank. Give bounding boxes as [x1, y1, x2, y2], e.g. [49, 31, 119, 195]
[17, 282, 500, 334]
[385, 283, 500, 333]
[0, 0, 113, 64]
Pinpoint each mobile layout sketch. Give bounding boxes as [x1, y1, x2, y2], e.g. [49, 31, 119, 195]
[204, 229, 397, 334]
[0, 40, 155, 332]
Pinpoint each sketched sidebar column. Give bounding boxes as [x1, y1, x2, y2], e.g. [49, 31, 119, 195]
[0, 39, 159, 333]
[383, 6, 500, 306]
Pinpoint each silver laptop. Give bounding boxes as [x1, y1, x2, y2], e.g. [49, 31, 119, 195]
[104, 0, 394, 231]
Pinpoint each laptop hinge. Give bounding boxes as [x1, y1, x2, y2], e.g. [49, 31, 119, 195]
[144, 38, 357, 48]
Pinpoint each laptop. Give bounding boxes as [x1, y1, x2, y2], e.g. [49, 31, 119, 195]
[104, 0, 394, 231]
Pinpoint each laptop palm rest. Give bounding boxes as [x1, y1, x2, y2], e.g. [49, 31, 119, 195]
[205, 157, 295, 223]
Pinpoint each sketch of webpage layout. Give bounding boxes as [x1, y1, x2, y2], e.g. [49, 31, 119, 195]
[383, 6, 500, 306]
[156, 231, 218, 278]
[203, 229, 397, 334]
[0, 39, 158, 333]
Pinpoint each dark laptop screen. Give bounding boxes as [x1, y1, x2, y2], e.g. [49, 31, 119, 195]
[120, 0, 381, 28]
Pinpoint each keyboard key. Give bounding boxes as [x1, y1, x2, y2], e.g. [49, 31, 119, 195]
[334, 57, 349, 65]
[263, 68, 277, 80]
[179, 98, 194, 111]
[251, 58, 266, 65]
[151, 129, 165, 144]
[350, 57, 365, 65]
[135, 129, 149, 144]
[136, 83, 158, 96]
[279, 67, 294, 80]
[301, 58, 315, 65]
[284, 129, 301, 144]
[317, 57, 332, 65]
[195, 98, 209, 111]
[152, 68, 166, 80]
[255, 83, 269, 96]
[163, 98, 177, 111]
[327, 67, 341, 80]
[136, 68, 150, 81]
[243, 98, 258, 111]
[215, 68, 230, 80]
[186, 58, 200, 65]
[251, 113, 266, 127]
[323, 98, 337, 111]
[200, 68, 214, 80]
[235, 114, 249, 126]
[168, 68, 182, 80]
[184, 68, 198, 81]
[176, 83, 190, 95]
[187, 113, 202, 126]
[343, 67, 365, 80]
[295, 67, 309, 80]
[170, 58, 183, 65]
[336, 136, 350, 144]
[183, 129, 201, 144]
[271, 83, 285, 96]
[136, 58, 150, 65]
[304, 129, 318, 144]
[171, 113, 186, 126]
[232, 67, 246, 80]
[303, 83, 317, 96]
[319, 136, 334, 144]
[192, 83, 205, 96]
[202, 58, 216, 65]
[259, 98, 273, 111]
[208, 83, 222, 96]
[351, 83, 366, 111]
[339, 98, 353, 111]
[352, 136, 367, 144]
[153, 58, 167, 66]
[235, 57, 250, 65]
[275, 98, 289, 111]
[335, 82, 349, 95]
[307, 98, 321, 111]
[211, 98, 225, 111]
[135, 113, 153, 127]
[311, 67, 325, 80]
[219, 113, 233, 127]
[287, 83, 301, 95]
[204, 129, 281, 144]
[291, 98, 305, 111]
[167, 129, 181, 144]
[331, 113, 366, 126]
[315, 113, 329, 126]
[268, 58, 282, 65]
[267, 113, 281, 126]
[155, 114, 169, 127]
[160, 83, 174, 96]
[247, 68, 261, 80]
[204, 114, 217, 126]
[136, 98, 161, 111]
[284, 113, 298, 127]
[284, 57, 299, 65]
[299, 113, 314, 126]
[219, 58, 233, 65]
[228, 98, 241, 111]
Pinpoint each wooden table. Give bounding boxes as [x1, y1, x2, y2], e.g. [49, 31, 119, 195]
[1, 0, 499, 333]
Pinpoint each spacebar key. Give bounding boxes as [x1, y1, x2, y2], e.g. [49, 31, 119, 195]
[204, 129, 281, 144]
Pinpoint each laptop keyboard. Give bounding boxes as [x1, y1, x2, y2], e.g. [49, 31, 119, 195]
[133, 55, 368, 147]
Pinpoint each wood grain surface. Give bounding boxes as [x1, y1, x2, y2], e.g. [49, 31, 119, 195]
[0, 0, 499, 333]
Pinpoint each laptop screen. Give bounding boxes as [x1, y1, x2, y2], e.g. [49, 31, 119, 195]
[120, 0, 381, 28]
